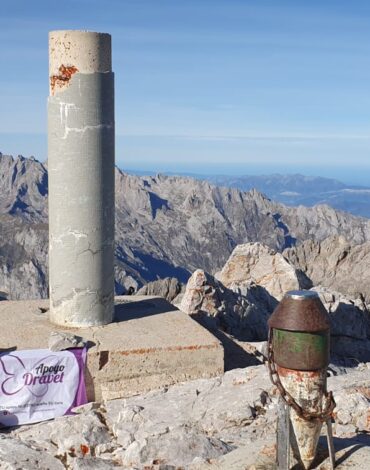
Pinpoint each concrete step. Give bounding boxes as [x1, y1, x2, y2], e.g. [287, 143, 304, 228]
[0, 295, 224, 400]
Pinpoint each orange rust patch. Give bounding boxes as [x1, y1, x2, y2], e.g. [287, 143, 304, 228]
[232, 379, 248, 386]
[352, 386, 370, 399]
[276, 366, 321, 381]
[116, 343, 219, 356]
[80, 444, 89, 456]
[50, 64, 79, 94]
[260, 443, 276, 457]
[365, 398, 370, 432]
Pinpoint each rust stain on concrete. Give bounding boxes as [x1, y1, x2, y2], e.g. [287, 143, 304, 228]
[277, 366, 318, 381]
[50, 64, 79, 94]
[115, 343, 220, 356]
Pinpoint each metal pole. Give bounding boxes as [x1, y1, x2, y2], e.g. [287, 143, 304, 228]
[326, 419, 336, 468]
[48, 30, 115, 326]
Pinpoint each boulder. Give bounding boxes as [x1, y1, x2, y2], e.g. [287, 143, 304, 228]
[0, 435, 64, 470]
[180, 269, 277, 341]
[314, 287, 370, 340]
[48, 331, 87, 351]
[313, 286, 370, 364]
[217, 242, 300, 300]
[136, 277, 182, 302]
[285, 236, 370, 303]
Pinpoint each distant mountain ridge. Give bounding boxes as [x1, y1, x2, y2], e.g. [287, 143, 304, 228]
[204, 173, 370, 219]
[1, 152, 370, 300]
[127, 169, 370, 219]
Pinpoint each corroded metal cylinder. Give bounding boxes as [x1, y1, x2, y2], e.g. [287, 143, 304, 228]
[269, 290, 330, 371]
[48, 31, 115, 326]
[268, 290, 332, 469]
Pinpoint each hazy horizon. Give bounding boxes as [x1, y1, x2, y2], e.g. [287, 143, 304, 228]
[2, 0, 370, 187]
[1, 146, 369, 187]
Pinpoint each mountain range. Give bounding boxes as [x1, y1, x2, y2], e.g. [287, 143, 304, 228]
[1, 152, 370, 300]
[128, 169, 370, 218]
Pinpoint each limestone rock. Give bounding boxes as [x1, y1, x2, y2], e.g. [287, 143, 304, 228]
[119, 427, 232, 468]
[0, 216, 49, 300]
[3, 154, 370, 300]
[328, 368, 370, 437]
[48, 331, 87, 351]
[285, 236, 370, 303]
[279, 203, 370, 246]
[0, 435, 64, 469]
[313, 287, 370, 340]
[4, 364, 370, 469]
[71, 457, 123, 469]
[180, 269, 276, 341]
[136, 277, 182, 302]
[0, 154, 48, 221]
[105, 366, 275, 468]
[217, 243, 300, 300]
[13, 411, 112, 463]
[180, 269, 224, 317]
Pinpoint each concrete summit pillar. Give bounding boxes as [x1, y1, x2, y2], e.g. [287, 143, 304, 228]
[48, 31, 115, 326]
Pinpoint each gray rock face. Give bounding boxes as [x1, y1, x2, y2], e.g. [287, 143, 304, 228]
[13, 411, 113, 466]
[285, 236, 370, 303]
[2, 153, 370, 300]
[48, 331, 87, 351]
[314, 287, 370, 340]
[0, 434, 65, 470]
[180, 268, 277, 341]
[205, 172, 370, 219]
[313, 287, 370, 364]
[0, 153, 48, 221]
[0, 215, 48, 300]
[180, 244, 370, 363]
[217, 242, 300, 300]
[136, 277, 182, 302]
[278, 204, 370, 246]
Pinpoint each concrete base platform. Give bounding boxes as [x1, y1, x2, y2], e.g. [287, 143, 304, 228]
[0, 296, 224, 401]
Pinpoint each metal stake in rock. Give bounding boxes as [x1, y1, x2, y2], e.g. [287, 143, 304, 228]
[48, 30, 115, 327]
[268, 290, 336, 469]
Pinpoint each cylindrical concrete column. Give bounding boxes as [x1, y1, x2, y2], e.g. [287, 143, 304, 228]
[48, 30, 115, 326]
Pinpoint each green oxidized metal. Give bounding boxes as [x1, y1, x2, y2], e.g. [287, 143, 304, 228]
[268, 290, 331, 371]
[272, 329, 329, 371]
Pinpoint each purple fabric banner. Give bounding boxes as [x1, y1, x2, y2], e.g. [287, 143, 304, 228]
[0, 348, 87, 427]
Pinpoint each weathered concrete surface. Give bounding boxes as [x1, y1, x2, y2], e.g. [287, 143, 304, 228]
[48, 30, 115, 326]
[0, 296, 223, 401]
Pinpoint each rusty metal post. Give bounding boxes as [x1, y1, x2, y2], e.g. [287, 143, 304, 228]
[48, 31, 115, 326]
[277, 398, 291, 468]
[268, 290, 336, 469]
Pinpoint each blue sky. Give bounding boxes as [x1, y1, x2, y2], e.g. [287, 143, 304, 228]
[1, 0, 370, 184]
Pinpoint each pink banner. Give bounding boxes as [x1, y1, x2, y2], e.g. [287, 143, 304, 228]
[0, 348, 87, 427]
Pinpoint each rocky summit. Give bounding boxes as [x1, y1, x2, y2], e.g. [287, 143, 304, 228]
[1, 153, 370, 300]
[2, 365, 370, 469]
[179, 241, 370, 366]
[1, 153, 370, 468]
[0, 237, 369, 468]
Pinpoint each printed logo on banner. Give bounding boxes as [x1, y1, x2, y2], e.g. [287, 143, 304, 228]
[0, 349, 87, 427]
